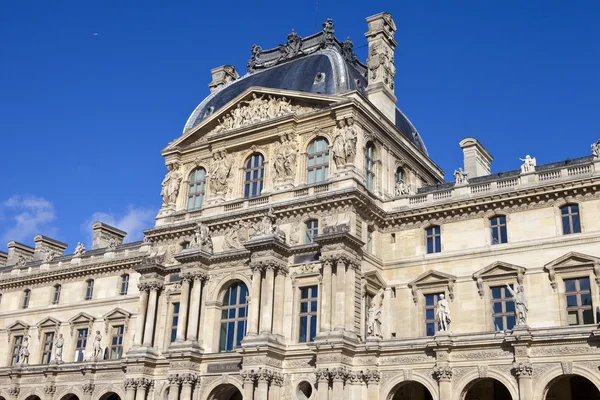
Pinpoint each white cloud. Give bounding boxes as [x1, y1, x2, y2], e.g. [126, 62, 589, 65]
[0, 195, 57, 244]
[83, 206, 156, 245]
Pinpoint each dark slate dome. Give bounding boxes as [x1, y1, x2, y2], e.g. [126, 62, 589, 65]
[182, 24, 428, 155]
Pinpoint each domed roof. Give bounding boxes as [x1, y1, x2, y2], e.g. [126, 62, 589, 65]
[182, 20, 428, 155]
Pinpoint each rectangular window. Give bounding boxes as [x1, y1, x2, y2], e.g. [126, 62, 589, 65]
[367, 230, 373, 254]
[85, 280, 94, 300]
[53, 285, 61, 305]
[490, 216, 508, 244]
[109, 325, 124, 360]
[561, 205, 582, 234]
[120, 275, 129, 295]
[425, 293, 442, 336]
[299, 286, 318, 343]
[41, 332, 55, 364]
[491, 285, 516, 331]
[426, 226, 441, 254]
[305, 220, 319, 243]
[565, 277, 593, 325]
[23, 289, 31, 309]
[75, 328, 88, 362]
[171, 302, 180, 342]
[11, 335, 23, 366]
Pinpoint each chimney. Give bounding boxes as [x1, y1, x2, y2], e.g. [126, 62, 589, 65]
[459, 137, 493, 178]
[6, 241, 35, 266]
[33, 235, 68, 261]
[92, 222, 127, 250]
[0, 252, 7, 267]
[208, 65, 239, 93]
[365, 12, 398, 122]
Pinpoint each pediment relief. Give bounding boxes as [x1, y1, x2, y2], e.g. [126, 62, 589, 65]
[544, 252, 600, 291]
[36, 316, 61, 329]
[408, 270, 456, 304]
[473, 261, 526, 297]
[103, 308, 132, 333]
[6, 320, 30, 335]
[69, 312, 95, 337]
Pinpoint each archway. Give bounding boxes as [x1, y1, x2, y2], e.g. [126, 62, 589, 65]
[24, 397, 41, 400]
[99, 393, 121, 400]
[545, 375, 600, 400]
[207, 384, 242, 400]
[464, 378, 512, 400]
[60, 395, 80, 400]
[389, 381, 434, 400]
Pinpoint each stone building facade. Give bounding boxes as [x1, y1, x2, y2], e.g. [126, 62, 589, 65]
[2, 11, 600, 400]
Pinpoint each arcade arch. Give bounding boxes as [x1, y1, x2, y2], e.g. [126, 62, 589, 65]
[389, 381, 434, 400]
[545, 375, 600, 400]
[206, 384, 242, 400]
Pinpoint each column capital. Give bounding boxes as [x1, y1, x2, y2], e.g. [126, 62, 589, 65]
[180, 373, 198, 386]
[256, 368, 274, 383]
[347, 371, 364, 384]
[43, 385, 56, 395]
[82, 383, 95, 394]
[362, 369, 380, 384]
[148, 281, 164, 291]
[433, 366, 453, 382]
[168, 374, 181, 385]
[137, 282, 151, 293]
[193, 271, 208, 281]
[240, 370, 257, 383]
[181, 272, 194, 283]
[330, 367, 348, 383]
[315, 368, 330, 383]
[513, 362, 533, 378]
[8, 387, 19, 398]
[124, 378, 137, 390]
[134, 377, 151, 389]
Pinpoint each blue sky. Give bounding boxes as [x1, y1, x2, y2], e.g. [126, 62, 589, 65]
[1, 1, 599, 252]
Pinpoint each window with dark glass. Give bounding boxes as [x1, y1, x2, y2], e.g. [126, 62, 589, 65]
[307, 138, 329, 184]
[41, 332, 55, 364]
[365, 142, 376, 190]
[425, 293, 442, 336]
[426, 226, 441, 254]
[188, 167, 207, 210]
[491, 285, 516, 331]
[561, 204, 581, 234]
[120, 274, 129, 295]
[52, 285, 61, 305]
[109, 325, 124, 360]
[23, 289, 31, 309]
[11, 335, 23, 366]
[75, 328, 88, 362]
[299, 286, 318, 343]
[490, 216, 508, 244]
[171, 302, 180, 343]
[219, 282, 248, 352]
[244, 153, 265, 198]
[565, 277, 593, 325]
[85, 280, 94, 300]
[305, 220, 319, 243]
[367, 230, 373, 254]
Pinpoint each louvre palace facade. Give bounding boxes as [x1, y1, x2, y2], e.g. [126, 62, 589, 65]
[3, 11, 600, 400]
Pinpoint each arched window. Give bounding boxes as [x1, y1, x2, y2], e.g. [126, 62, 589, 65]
[219, 281, 248, 352]
[22, 289, 31, 309]
[188, 168, 207, 210]
[561, 204, 581, 234]
[52, 284, 61, 304]
[307, 137, 329, 184]
[395, 167, 405, 183]
[365, 142, 376, 190]
[244, 154, 265, 198]
[490, 216, 508, 244]
[120, 274, 129, 295]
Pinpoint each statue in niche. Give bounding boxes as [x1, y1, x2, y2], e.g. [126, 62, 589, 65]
[506, 284, 528, 326]
[92, 330, 103, 360]
[453, 167, 468, 185]
[519, 155, 536, 173]
[208, 150, 233, 196]
[54, 334, 64, 363]
[394, 180, 411, 197]
[74, 242, 86, 257]
[367, 289, 384, 338]
[161, 163, 182, 206]
[17, 335, 30, 364]
[592, 139, 600, 159]
[273, 134, 297, 181]
[190, 222, 213, 253]
[436, 294, 451, 333]
[332, 118, 358, 167]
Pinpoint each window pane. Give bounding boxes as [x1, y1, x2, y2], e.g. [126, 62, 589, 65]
[236, 321, 246, 347]
[226, 322, 235, 350]
[427, 237, 433, 254]
[494, 317, 504, 331]
[500, 225, 508, 243]
[310, 315, 317, 342]
[426, 309, 434, 320]
[583, 309, 594, 324]
[581, 293, 592, 306]
[580, 278, 591, 291]
[493, 302, 503, 314]
[491, 287, 502, 299]
[219, 324, 227, 352]
[310, 300, 318, 312]
[566, 295, 578, 307]
[572, 214, 581, 233]
[300, 302, 308, 313]
[299, 316, 307, 343]
[567, 311, 579, 325]
[565, 279, 577, 293]
[426, 323, 435, 336]
[506, 315, 516, 330]
[434, 236, 441, 253]
[505, 300, 515, 313]
[562, 216, 571, 234]
[425, 295, 435, 306]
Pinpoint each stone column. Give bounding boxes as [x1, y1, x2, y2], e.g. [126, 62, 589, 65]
[255, 370, 272, 399]
[382, 287, 392, 339]
[176, 273, 192, 342]
[135, 378, 149, 400]
[344, 261, 356, 332]
[331, 368, 346, 399]
[198, 278, 209, 342]
[133, 284, 149, 346]
[334, 259, 346, 331]
[268, 373, 283, 400]
[187, 273, 205, 342]
[142, 283, 161, 346]
[364, 370, 380, 400]
[168, 375, 180, 400]
[514, 363, 533, 400]
[320, 260, 333, 332]
[124, 379, 136, 400]
[347, 372, 363, 400]
[241, 371, 256, 400]
[260, 265, 276, 335]
[272, 270, 285, 337]
[147, 381, 155, 400]
[316, 369, 330, 400]
[434, 366, 452, 400]
[82, 383, 95, 400]
[247, 266, 263, 335]
[180, 374, 196, 400]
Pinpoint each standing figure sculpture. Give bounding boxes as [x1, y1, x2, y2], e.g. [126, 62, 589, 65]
[453, 168, 468, 185]
[592, 139, 600, 159]
[161, 163, 182, 206]
[367, 289, 384, 338]
[209, 150, 233, 196]
[54, 333, 64, 363]
[506, 284, 528, 326]
[18, 335, 30, 365]
[436, 294, 451, 333]
[332, 118, 358, 167]
[519, 155, 537, 173]
[190, 222, 213, 253]
[74, 242, 86, 257]
[273, 134, 297, 181]
[92, 330, 103, 360]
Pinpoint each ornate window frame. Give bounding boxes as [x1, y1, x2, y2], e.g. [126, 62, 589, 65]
[102, 308, 131, 335]
[472, 261, 526, 331]
[243, 152, 266, 199]
[6, 320, 29, 366]
[553, 198, 584, 235]
[36, 317, 61, 364]
[68, 312, 95, 337]
[305, 136, 331, 185]
[291, 272, 321, 343]
[186, 166, 208, 210]
[407, 270, 456, 337]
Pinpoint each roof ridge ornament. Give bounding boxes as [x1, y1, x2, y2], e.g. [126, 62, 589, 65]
[321, 18, 335, 48]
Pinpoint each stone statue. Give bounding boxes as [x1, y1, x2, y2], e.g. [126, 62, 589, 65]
[273, 134, 297, 181]
[208, 150, 233, 196]
[190, 222, 213, 253]
[54, 334, 64, 363]
[256, 207, 277, 237]
[247, 44, 263, 73]
[341, 37, 356, 62]
[436, 294, 451, 333]
[161, 163, 182, 206]
[43, 249, 57, 263]
[92, 330, 103, 360]
[74, 242, 86, 257]
[453, 167, 468, 185]
[519, 155, 537, 173]
[367, 289, 384, 338]
[506, 284, 528, 326]
[17, 335, 30, 365]
[592, 139, 600, 160]
[332, 118, 358, 167]
[321, 18, 335, 48]
[278, 29, 303, 60]
[394, 180, 411, 197]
